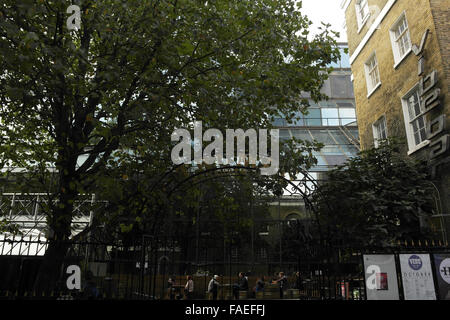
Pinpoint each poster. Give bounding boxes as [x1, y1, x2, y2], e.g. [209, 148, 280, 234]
[433, 254, 450, 300]
[363, 254, 399, 300]
[399, 254, 436, 300]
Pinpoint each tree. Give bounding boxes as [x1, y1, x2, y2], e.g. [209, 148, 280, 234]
[0, 0, 340, 292]
[313, 139, 436, 247]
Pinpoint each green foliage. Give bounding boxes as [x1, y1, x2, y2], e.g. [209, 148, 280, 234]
[0, 219, 21, 235]
[0, 0, 340, 237]
[313, 139, 436, 246]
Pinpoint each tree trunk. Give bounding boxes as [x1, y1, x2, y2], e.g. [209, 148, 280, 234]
[33, 236, 71, 295]
[33, 181, 76, 295]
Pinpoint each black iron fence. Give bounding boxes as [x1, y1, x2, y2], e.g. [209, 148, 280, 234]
[0, 235, 448, 300]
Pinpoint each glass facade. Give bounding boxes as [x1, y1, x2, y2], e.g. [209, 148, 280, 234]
[329, 45, 351, 69]
[273, 43, 360, 173]
[281, 128, 360, 171]
[273, 103, 356, 128]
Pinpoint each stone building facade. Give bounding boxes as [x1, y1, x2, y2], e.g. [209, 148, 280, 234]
[342, 0, 450, 241]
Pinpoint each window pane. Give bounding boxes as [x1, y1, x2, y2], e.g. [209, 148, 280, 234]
[321, 145, 341, 154]
[320, 79, 331, 96]
[414, 131, 421, 145]
[272, 118, 286, 126]
[330, 130, 350, 145]
[304, 109, 321, 126]
[310, 130, 336, 144]
[419, 128, 427, 142]
[321, 108, 339, 118]
[308, 100, 319, 107]
[407, 90, 421, 118]
[305, 108, 321, 119]
[327, 119, 340, 126]
[291, 129, 311, 140]
[411, 116, 426, 146]
[336, 102, 354, 108]
[371, 68, 379, 86]
[374, 118, 387, 141]
[312, 152, 327, 166]
[319, 101, 337, 108]
[417, 117, 426, 131]
[340, 108, 357, 125]
[279, 129, 291, 141]
[339, 108, 356, 119]
[287, 111, 304, 126]
[331, 75, 350, 98]
[380, 124, 387, 139]
[321, 108, 339, 126]
[358, 0, 369, 20]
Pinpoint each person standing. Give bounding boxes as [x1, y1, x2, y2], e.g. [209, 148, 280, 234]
[294, 272, 304, 291]
[233, 272, 249, 299]
[83, 271, 100, 300]
[167, 277, 176, 300]
[275, 272, 288, 299]
[184, 275, 194, 300]
[208, 275, 220, 300]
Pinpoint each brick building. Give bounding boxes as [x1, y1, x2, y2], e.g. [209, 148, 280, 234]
[342, 0, 450, 241]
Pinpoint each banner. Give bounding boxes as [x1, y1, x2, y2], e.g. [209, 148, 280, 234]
[363, 254, 399, 300]
[433, 254, 450, 300]
[399, 254, 436, 300]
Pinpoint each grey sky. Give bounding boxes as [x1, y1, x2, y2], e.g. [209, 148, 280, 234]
[299, 0, 347, 42]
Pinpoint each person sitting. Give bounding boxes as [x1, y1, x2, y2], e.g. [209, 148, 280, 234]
[255, 276, 265, 296]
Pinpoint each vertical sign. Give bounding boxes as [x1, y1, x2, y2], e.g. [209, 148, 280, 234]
[399, 254, 436, 300]
[363, 255, 399, 300]
[433, 254, 450, 300]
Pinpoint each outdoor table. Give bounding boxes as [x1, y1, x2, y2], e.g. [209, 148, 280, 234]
[219, 284, 234, 300]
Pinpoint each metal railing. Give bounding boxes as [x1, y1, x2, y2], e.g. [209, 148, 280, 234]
[0, 236, 448, 300]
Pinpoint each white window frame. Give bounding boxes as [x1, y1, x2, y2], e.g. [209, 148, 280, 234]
[390, 12, 412, 68]
[364, 52, 381, 97]
[356, 0, 370, 33]
[372, 115, 388, 148]
[401, 84, 430, 154]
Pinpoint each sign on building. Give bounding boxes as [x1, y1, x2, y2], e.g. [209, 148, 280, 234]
[399, 254, 436, 300]
[363, 254, 399, 300]
[413, 30, 449, 161]
[433, 254, 450, 300]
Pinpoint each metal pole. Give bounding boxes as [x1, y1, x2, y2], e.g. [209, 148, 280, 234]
[84, 194, 95, 280]
[279, 197, 282, 270]
[250, 198, 254, 270]
[140, 234, 145, 298]
[196, 206, 200, 269]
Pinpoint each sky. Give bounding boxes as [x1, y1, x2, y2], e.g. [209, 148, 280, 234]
[299, 0, 347, 42]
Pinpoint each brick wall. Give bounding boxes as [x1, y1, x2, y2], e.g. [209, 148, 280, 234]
[345, 0, 450, 226]
[345, 0, 389, 55]
[430, 0, 450, 93]
[428, 1, 450, 216]
[346, 0, 448, 152]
